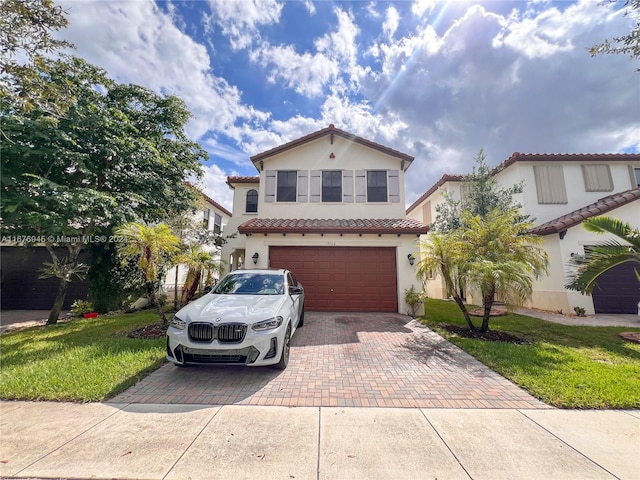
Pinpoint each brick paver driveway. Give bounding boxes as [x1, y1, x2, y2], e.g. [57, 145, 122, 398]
[112, 313, 548, 408]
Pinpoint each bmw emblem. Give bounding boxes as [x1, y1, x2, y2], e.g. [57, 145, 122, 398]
[214, 317, 222, 324]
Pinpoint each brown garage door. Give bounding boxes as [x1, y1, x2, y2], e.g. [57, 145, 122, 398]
[591, 262, 640, 314]
[269, 246, 397, 312]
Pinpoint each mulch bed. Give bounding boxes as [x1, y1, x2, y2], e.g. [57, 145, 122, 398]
[440, 323, 529, 344]
[619, 332, 640, 344]
[128, 324, 168, 339]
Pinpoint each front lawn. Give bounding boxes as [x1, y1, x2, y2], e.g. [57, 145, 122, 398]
[421, 299, 640, 409]
[0, 312, 166, 402]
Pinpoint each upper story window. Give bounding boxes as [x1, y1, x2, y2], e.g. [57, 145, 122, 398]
[277, 171, 297, 202]
[533, 165, 567, 204]
[635, 168, 640, 187]
[213, 213, 222, 234]
[246, 189, 258, 213]
[367, 170, 388, 202]
[322, 171, 342, 202]
[203, 208, 210, 229]
[582, 165, 613, 192]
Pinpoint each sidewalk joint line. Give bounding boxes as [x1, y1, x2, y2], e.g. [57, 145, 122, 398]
[162, 404, 223, 480]
[419, 409, 474, 480]
[14, 402, 127, 476]
[516, 409, 622, 480]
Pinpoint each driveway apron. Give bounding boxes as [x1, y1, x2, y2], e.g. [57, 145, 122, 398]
[111, 312, 548, 408]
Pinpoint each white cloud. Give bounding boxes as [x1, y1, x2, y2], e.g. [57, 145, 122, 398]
[412, 0, 437, 18]
[198, 163, 235, 213]
[205, 0, 282, 50]
[250, 43, 339, 97]
[61, 1, 260, 141]
[383, 6, 400, 40]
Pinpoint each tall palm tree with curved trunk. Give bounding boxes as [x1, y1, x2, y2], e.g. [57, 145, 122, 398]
[566, 216, 640, 295]
[116, 222, 180, 326]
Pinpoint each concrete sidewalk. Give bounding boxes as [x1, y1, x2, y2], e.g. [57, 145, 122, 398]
[1, 401, 638, 480]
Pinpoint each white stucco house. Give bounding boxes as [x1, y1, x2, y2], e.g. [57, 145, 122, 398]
[406, 153, 640, 315]
[164, 192, 232, 299]
[221, 124, 429, 314]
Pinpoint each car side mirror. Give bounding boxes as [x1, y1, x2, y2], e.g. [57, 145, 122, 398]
[203, 285, 213, 294]
[289, 286, 303, 295]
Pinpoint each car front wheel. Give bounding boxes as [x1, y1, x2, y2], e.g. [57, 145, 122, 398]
[274, 324, 291, 370]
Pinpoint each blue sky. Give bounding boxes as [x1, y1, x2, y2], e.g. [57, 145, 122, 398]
[56, 0, 639, 211]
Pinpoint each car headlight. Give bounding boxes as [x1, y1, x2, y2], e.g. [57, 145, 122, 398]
[251, 316, 283, 331]
[170, 315, 186, 330]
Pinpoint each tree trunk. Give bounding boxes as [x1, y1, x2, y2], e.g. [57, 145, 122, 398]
[480, 291, 495, 333]
[173, 264, 179, 310]
[47, 279, 69, 325]
[180, 268, 201, 305]
[148, 282, 168, 327]
[45, 243, 82, 325]
[452, 293, 476, 331]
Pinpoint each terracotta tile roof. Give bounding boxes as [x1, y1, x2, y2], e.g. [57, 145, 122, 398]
[226, 176, 260, 185]
[406, 174, 463, 214]
[500, 152, 640, 170]
[200, 192, 232, 218]
[408, 152, 640, 215]
[530, 188, 640, 236]
[250, 124, 414, 168]
[238, 218, 429, 235]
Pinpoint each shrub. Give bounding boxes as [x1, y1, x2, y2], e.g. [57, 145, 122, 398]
[70, 299, 94, 316]
[404, 286, 426, 318]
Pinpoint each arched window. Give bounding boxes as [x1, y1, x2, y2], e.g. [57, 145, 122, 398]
[246, 189, 258, 213]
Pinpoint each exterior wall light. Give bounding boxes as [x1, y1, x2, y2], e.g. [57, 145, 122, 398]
[252, 252, 259, 264]
[408, 254, 415, 266]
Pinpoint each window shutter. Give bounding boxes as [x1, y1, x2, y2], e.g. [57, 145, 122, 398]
[265, 171, 276, 202]
[297, 170, 309, 202]
[310, 170, 321, 202]
[422, 201, 431, 225]
[533, 165, 567, 204]
[581, 165, 613, 192]
[355, 170, 366, 203]
[342, 170, 354, 202]
[388, 170, 400, 203]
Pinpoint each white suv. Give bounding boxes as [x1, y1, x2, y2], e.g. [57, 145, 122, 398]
[166, 269, 304, 369]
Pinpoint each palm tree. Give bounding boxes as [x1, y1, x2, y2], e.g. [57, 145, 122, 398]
[566, 216, 640, 294]
[177, 245, 221, 305]
[116, 222, 180, 326]
[416, 230, 476, 330]
[461, 208, 549, 332]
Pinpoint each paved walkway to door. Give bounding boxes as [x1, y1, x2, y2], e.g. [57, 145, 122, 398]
[111, 313, 549, 408]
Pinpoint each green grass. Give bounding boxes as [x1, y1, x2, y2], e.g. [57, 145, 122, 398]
[0, 311, 166, 402]
[420, 299, 640, 409]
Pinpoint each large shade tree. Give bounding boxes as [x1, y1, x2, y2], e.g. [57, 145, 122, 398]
[1, 56, 206, 324]
[566, 216, 640, 294]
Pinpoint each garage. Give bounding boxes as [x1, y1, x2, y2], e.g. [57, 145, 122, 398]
[269, 246, 397, 312]
[591, 262, 640, 314]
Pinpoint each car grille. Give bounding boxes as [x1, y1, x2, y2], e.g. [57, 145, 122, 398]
[188, 322, 247, 344]
[217, 324, 247, 343]
[188, 323, 214, 342]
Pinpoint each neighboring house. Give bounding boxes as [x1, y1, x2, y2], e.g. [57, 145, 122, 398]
[407, 153, 640, 314]
[163, 192, 232, 300]
[222, 124, 429, 314]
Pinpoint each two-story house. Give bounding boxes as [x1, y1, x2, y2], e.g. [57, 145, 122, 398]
[407, 153, 640, 314]
[163, 192, 232, 301]
[222, 125, 429, 314]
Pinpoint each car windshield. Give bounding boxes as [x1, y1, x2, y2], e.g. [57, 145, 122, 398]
[213, 273, 285, 295]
